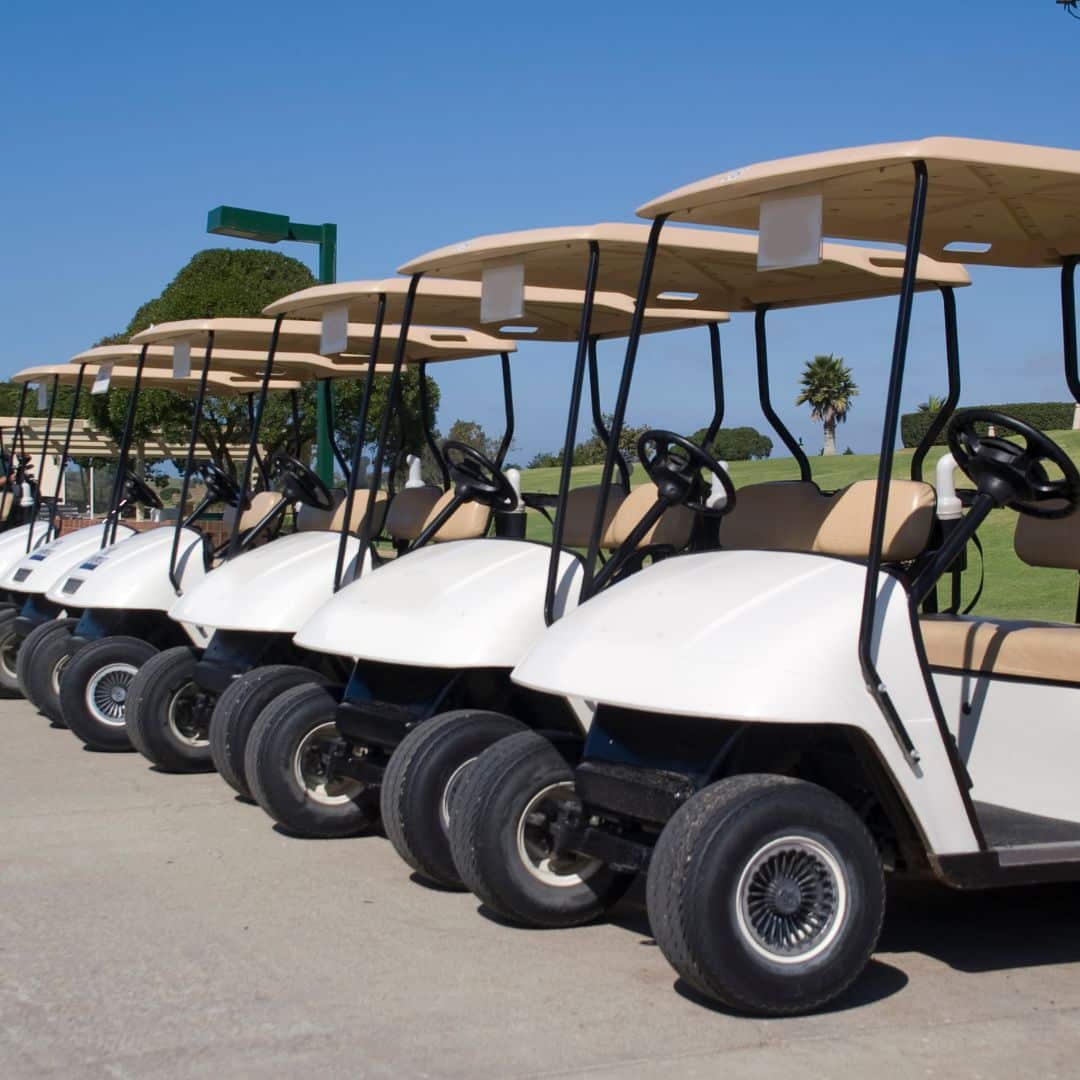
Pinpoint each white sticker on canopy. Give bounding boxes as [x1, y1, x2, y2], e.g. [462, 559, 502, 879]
[91, 363, 113, 395]
[36, 383, 49, 410]
[172, 340, 192, 379]
[758, 182, 824, 270]
[321, 303, 349, 355]
[481, 264, 525, 324]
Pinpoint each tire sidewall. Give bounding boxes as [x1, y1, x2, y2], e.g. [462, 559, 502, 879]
[127, 647, 208, 770]
[23, 620, 78, 722]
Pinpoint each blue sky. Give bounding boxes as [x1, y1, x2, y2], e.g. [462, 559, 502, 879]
[1, 0, 1077, 466]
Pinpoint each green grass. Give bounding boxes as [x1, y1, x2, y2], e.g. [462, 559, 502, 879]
[518, 431, 1080, 624]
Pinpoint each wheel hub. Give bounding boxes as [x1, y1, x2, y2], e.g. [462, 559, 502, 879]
[85, 662, 140, 727]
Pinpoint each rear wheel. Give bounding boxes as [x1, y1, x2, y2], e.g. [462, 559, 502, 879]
[646, 774, 885, 1016]
[18, 617, 78, 720]
[209, 664, 328, 799]
[0, 604, 23, 695]
[245, 682, 377, 838]
[126, 646, 216, 772]
[381, 710, 527, 888]
[448, 730, 632, 927]
[59, 635, 158, 751]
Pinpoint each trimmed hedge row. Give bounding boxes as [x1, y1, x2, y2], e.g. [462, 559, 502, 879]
[900, 402, 1076, 447]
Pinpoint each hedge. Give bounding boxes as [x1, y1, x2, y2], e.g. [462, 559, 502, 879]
[900, 402, 1075, 448]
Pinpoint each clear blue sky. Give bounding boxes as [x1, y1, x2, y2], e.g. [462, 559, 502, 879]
[2, 0, 1076, 465]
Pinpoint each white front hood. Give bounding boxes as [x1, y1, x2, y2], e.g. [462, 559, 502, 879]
[512, 549, 980, 857]
[169, 531, 368, 634]
[46, 526, 207, 611]
[1, 523, 136, 595]
[0, 522, 51, 580]
[294, 538, 584, 668]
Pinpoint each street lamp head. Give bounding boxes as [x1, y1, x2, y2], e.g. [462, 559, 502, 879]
[206, 205, 291, 243]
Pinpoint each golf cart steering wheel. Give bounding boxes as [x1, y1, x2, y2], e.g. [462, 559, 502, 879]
[637, 430, 736, 518]
[121, 469, 163, 511]
[947, 409, 1080, 520]
[195, 460, 243, 506]
[268, 451, 334, 511]
[443, 440, 518, 511]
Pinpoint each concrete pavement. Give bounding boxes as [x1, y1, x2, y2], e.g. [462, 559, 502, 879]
[1, 697, 1078, 1079]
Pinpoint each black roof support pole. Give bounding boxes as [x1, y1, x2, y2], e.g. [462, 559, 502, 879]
[26, 374, 59, 552]
[417, 360, 448, 491]
[47, 363, 89, 542]
[755, 306, 811, 482]
[493, 353, 515, 470]
[911, 287, 961, 482]
[587, 338, 630, 493]
[702, 321, 726, 448]
[102, 345, 149, 548]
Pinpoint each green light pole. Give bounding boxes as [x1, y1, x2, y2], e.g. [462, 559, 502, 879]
[206, 205, 338, 485]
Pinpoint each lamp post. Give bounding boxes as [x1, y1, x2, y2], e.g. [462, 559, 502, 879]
[206, 205, 338, 484]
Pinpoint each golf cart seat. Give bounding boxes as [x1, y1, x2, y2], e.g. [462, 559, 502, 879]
[329, 489, 390, 536]
[425, 489, 492, 542]
[0, 491, 13, 522]
[721, 478, 936, 563]
[383, 486, 445, 542]
[295, 490, 345, 532]
[608, 485, 695, 549]
[560, 484, 627, 548]
[920, 510, 1080, 686]
[221, 491, 287, 545]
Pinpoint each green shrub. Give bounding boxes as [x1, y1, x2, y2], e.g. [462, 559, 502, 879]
[900, 402, 1075, 447]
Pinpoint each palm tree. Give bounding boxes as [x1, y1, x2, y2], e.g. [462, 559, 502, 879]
[796, 354, 858, 456]
[918, 394, 946, 413]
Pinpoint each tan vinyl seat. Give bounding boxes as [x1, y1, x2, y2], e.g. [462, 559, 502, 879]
[423, 490, 491, 542]
[920, 509, 1080, 685]
[295, 490, 344, 533]
[0, 491, 13, 523]
[721, 481, 834, 552]
[329, 489, 389, 536]
[559, 484, 627, 549]
[383, 486, 443, 542]
[607, 485, 695, 550]
[222, 491, 286, 541]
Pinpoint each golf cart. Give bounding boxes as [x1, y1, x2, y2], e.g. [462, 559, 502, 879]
[237, 239, 736, 845]
[121, 313, 511, 775]
[458, 137, 1080, 1016]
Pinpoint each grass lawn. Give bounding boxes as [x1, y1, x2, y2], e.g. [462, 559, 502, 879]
[518, 431, 1080, 624]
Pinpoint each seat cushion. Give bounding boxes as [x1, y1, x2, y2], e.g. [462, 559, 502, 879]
[920, 613, 1080, 685]
[607, 485, 694, 550]
[384, 487, 443, 542]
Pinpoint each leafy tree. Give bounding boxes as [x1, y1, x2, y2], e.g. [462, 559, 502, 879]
[446, 419, 499, 459]
[918, 393, 946, 413]
[796, 354, 858, 456]
[690, 425, 773, 461]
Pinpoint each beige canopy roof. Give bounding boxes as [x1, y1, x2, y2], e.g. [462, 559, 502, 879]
[14, 362, 293, 395]
[130, 317, 511, 366]
[637, 137, 1080, 269]
[399, 223, 968, 312]
[265, 277, 727, 342]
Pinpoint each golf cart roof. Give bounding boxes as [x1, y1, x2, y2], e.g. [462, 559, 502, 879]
[637, 137, 1080, 269]
[264, 276, 728, 341]
[17, 362, 301, 395]
[130, 317, 511, 365]
[398, 222, 969, 312]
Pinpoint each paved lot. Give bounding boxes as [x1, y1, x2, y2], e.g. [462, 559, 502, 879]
[2, 697, 1079, 1079]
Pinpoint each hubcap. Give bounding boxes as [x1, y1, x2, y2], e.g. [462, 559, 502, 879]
[515, 782, 601, 888]
[292, 722, 363, 806]
[0, 631, 18, 680]
[166, 681, 209, 748]
[439, 756, 477, 833]
[84, 662, 139, 727]
[50, 653, 71, 698]
[735, 835, 847, 965]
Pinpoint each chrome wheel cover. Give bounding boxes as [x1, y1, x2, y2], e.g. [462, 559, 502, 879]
[515, 782, 601, 888]
[735, 835, 848, 965]
[439, 755, 477, 833]
[166, 681, 208, 748]
[84, 662, 138, 727]
[0, 631, 18, 680]
[292, 721, 363, 807]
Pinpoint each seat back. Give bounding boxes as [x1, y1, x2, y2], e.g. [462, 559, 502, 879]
[1014, 509, 1080, 570]
[424, 490, 491, 542]
[222, 491, 286, 537]
[329, 489, 389, 536]
[558, 484, 626, 549]
[607, 485, 695, 550]
[384, 486, 443, 542]
[720, 481, 833, 552]
[296, 490, 345, 533]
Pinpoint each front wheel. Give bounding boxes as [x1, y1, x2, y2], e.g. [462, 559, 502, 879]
[126, 646, 215, 772]
[0, 604, 23, 695]
[245, 682, 378, 838]
[381, 710, 527, 888]
[18, 617, 78, 721]
[448, 731, 632, 927]
[646, 774, 885, 1016]
[59, 635, 158, 751]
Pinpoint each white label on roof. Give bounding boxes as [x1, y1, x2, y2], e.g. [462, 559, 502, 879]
[321, 303, 349, 355]
[36, 383, 48, 410]
[481, 264, 525, 324]
[91, 363, 113, 395]
[758, 182, 823, 270]
[172, 340, 191, 379]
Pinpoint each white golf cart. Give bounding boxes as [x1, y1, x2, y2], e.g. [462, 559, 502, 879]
[459, 137, 1080, 1016]
[7, 354, 283, 721]
[121, 313, 510, 776]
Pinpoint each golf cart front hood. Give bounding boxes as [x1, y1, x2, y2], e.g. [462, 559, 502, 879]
[0, 522, 52, 580]
[45, 526, 207, 611]
[294, 538, 585, 667]
[0, 522, 135, 595]
[169, 531, 369, 634]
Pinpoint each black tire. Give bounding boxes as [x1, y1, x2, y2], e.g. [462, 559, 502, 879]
[125, 646, 216, 772]
[59, 635, 159, 751]
[381, 710, 528, 888]
[19, 617, 79, 722]
[209, 664, 328, 799]
[245, 682, 377, 838]
[0, 604, 23, 695]
[448, 730, 632, 928]
[646, 774, 885, 1017]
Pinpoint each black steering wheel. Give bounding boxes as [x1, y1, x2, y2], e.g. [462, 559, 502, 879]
[121, 468, 163, 511]
[947, 409, 1080, 520]
[195, 460, 243, 506]
[443, 440, 518, 511]
[637, 430, 736, 518]
[268, 451, 334, 511]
